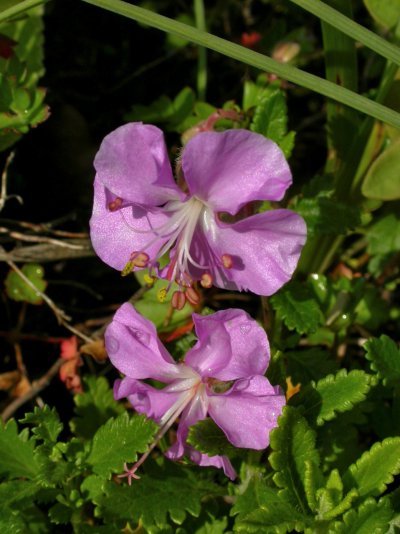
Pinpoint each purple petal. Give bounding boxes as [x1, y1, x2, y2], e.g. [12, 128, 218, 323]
[208, 376, 285, 449]
[185, 309, 269, 380]
[90, 179, 171, 271]
[206, 209, 307, 296]
[182, 129, 292, 215]
[114, 377, 179, 423]
[105, 303, 182, 382]
[94, 123, 183, 206]
[186, 447, 236, 480]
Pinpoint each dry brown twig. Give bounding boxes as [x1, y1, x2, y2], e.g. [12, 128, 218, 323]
[0, 152, 23, 213]
[1, 357, 64, 422]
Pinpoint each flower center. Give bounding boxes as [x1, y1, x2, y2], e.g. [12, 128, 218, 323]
[118, 365, 206, 483]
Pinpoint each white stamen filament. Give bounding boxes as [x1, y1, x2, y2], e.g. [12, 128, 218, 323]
[121, 369, 205, 481]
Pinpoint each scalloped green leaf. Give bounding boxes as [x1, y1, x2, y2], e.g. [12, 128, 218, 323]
[285, 347, 339, 385]
[294, 369, 373, 426]
[70, 376, 124, 439]
[187, 418, 238, 457]
[0, 419, 39, 479]
[364, 335, 400, 387]
[366, 213, 400, 255]
[294, 197, 361, 237]
[304, 460, 325, 512]
[94, 463, 218, 529]
[269, 406, 319, 514]
[87, 412, 157, 477]
[250, 87, 295, 157]
[20, 405, 62, 445]
[316, 469, 358, 520]
[232, 477, 312, 533]
[343, 437, 400, 498]
[270, 281, 323, 335]
[330, 496, 393, 534]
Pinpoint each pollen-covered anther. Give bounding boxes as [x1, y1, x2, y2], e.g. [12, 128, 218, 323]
[185, 286, 200, 306]
[221, 254, 233, 269]
[121, 261, 134, 277]
[108, 197, 123, 211]
[172, 290, 186, 311]
[157, 288, 168, 303]
[130, 251, 149, 268]
[200, 272, 213, 288]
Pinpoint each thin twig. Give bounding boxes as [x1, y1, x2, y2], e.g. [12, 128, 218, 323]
[0, 152, 23, 212]
[2, 230, 85, 250]
[1, 358, 64, 422]
[3, 248, 93, 343]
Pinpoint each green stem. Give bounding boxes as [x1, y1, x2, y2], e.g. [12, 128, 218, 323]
[81, 0, 400, 129]
[194, 0, 207, 100]
[0, 0, 50, 22]
[288, 0, 400, 67]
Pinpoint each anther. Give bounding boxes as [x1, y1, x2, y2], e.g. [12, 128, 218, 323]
[130, 251, 149, 268]
[200, 272, 213, 288]
[157, 288, 168, 303]
[121, 261, 134, 277]
[172, 291, 186, 311]
[143, 273, 156, 286]
[221, 254, 233, 269]
[185, 286, 200, 306]
[108, 197, 123, 211]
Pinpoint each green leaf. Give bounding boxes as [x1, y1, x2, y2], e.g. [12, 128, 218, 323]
[0, 419, 38, 478]
[366, 213, 400, 255]
[364, 335, 400, 387]
[362, 139, 400, 200]
[87, 412, 157, 477]
[48, 503, 72, 525]
[294, 369, 373, 426]
[343, 437, 400, 498]
[20, 405, 62, 445]
[70, 376, 124, 439]
[364, 0, 400, 29]
[94, 462, 217, 528]
[331, 496, 393, 534]
[0, 480, 38, 508]
[315, 469, 358, 520]
[232, 477, 312, 533]
[134, 272, 193, 333]
[294, 197, 360, 237]
[187, 418, 238, 457]
[285, 347, 339, 385]
[4, 263, 46, 304]
[269, 406, 319, 513]
[270, 281, 323, 335]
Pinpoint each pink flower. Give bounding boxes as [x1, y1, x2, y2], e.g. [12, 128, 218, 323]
[90, 123, 306, 304]
[105, 303, 286, 480]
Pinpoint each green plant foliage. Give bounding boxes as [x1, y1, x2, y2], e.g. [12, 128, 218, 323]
[70, 376, 124, 439]
[269, 406, 319, 514]
[0, 5, 49, 150]
[4, 263, 46, 304]
[87, 412, 157, 477]
[363, 0, 400, 29]
[232, 476, 312, 533]
[20, 405, 63, 445]
[134, 271, 194, 332]
[250, 85, 296, 158]
[0, 419, 39, 479]
[293, 369, 373, 426]
[187, 418, 239, 457]
[366, 212, 400, 256]
[331, 496, 393, 533]
[284, 347, 339, 385]
[364, 335, 400, 387]
[270, 281, 324, 335]
[343, 437, 400, 498]
[94, 462, 219, 530]
[362, 139, 400, 200]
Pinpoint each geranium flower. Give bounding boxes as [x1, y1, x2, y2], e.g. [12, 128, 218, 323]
[105, 303, 286, 480]
[90, 123, 306, 305]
